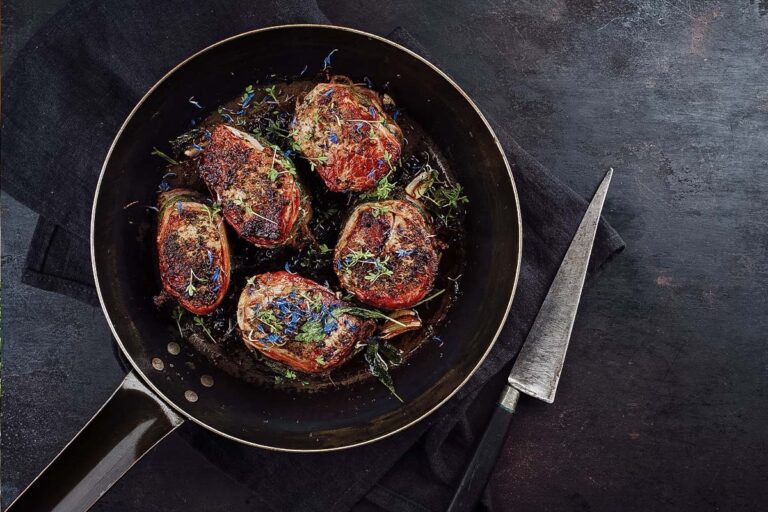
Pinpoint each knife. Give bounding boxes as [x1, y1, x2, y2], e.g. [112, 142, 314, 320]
[446, 169, 614, 512]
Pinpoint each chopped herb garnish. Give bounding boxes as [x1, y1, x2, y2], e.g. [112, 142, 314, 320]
[242, 85, 254, 101]
[202, 201, 222, 222]
[151, 147, 178, 165]
[333, 306, 406, 327]
[264, 85, 279, 104]
[296, 320, 325, 343]
[371, 205, 390, 217]
[241, 85, 256, 108]
[412, 288, 446, 307]
[341, 249, 374, 271]
[364, 338, 403, 401]
[193, 316, 217, 344]
[305, 154, 328, 172]
[363, 256, 393, 283]
[361, 174, 395, 201]
[256, 309, 283, 334]
[172, 306, 184, 337]
[383, 151, 394, 171]
[185, 269, 207, 296]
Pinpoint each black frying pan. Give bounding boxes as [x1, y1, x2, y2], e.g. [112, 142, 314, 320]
[8, 25, 521, 512]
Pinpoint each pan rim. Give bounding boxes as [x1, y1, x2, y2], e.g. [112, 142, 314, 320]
[90, 23, 522, 452]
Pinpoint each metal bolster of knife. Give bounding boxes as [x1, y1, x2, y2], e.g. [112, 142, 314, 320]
[498, 385, 521, 413]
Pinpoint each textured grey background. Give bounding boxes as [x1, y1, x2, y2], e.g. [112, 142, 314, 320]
[3, 1, 768, 511]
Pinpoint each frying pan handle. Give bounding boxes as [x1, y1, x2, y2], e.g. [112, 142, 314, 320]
[6, 372, 184, 512]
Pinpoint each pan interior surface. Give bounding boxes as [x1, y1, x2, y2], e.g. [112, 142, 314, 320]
[92, 25, 520, 451]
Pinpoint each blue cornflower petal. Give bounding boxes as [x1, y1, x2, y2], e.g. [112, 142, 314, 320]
[323, 48, 339, 69]
[329, 132, 339, 144]
[285, 262, 296, 274]
[322, 87, 335, 97]
[368, 106, 376, 119]
[177, 201, 183, 214]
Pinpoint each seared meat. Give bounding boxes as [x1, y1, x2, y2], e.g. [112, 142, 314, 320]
[334, 200, 440, 310]
[291, 78, 403, 193]
[237, 271, 376, 373]
[157, 189, 231, 315]
[199, 124, 311, 248]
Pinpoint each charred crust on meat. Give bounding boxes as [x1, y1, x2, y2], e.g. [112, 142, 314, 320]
[291, 77, 403, 193]
[156, 188, 231, 315]
[198, 124, 311, 248]
[334, 199, 440, 310]
[237, 271, 376, 373]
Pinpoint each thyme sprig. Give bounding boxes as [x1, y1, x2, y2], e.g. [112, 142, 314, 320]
[193, 315, 217, 344]
[361, 173, 395, 201]
[185, 269, 208, 297]
[151, 147, 178, 165]
[264, 85, 280, 104]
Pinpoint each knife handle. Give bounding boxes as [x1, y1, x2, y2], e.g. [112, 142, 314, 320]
[446, 386, 520, 512]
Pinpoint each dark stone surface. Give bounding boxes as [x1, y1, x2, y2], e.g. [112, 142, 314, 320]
[3, 1, 768, 511]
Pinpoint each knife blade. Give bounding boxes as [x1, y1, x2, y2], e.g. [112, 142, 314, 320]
[446, 168, 614, 512]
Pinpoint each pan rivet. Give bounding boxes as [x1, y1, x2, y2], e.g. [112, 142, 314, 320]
[167, 342, 181, 355]
[200, 375, 214, 388]
[151, 358, 165, 371]
[184, 390, 198, 403]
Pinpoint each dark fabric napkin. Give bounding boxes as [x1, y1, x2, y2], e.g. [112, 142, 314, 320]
[1, 2, 625, 511]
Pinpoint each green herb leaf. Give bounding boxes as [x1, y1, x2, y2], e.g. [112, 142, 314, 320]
[364, 339, 403, 401]
[193, 316, 216, 343]
[151, 147, 178, 165]
[295, 320, 325, 343]
[264, 85, 280, 104]
[412, 288, 446, 307]
[371, 205, 390, 217]
[361, 174, 395, 201]
[256, 309, 283, 334]
[242, 84, 255, 102]
[172, 306, 185, 337]
[364, 256, 393, 283]
[202, 202, 222, 222]
[333, 306, 406, 327]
